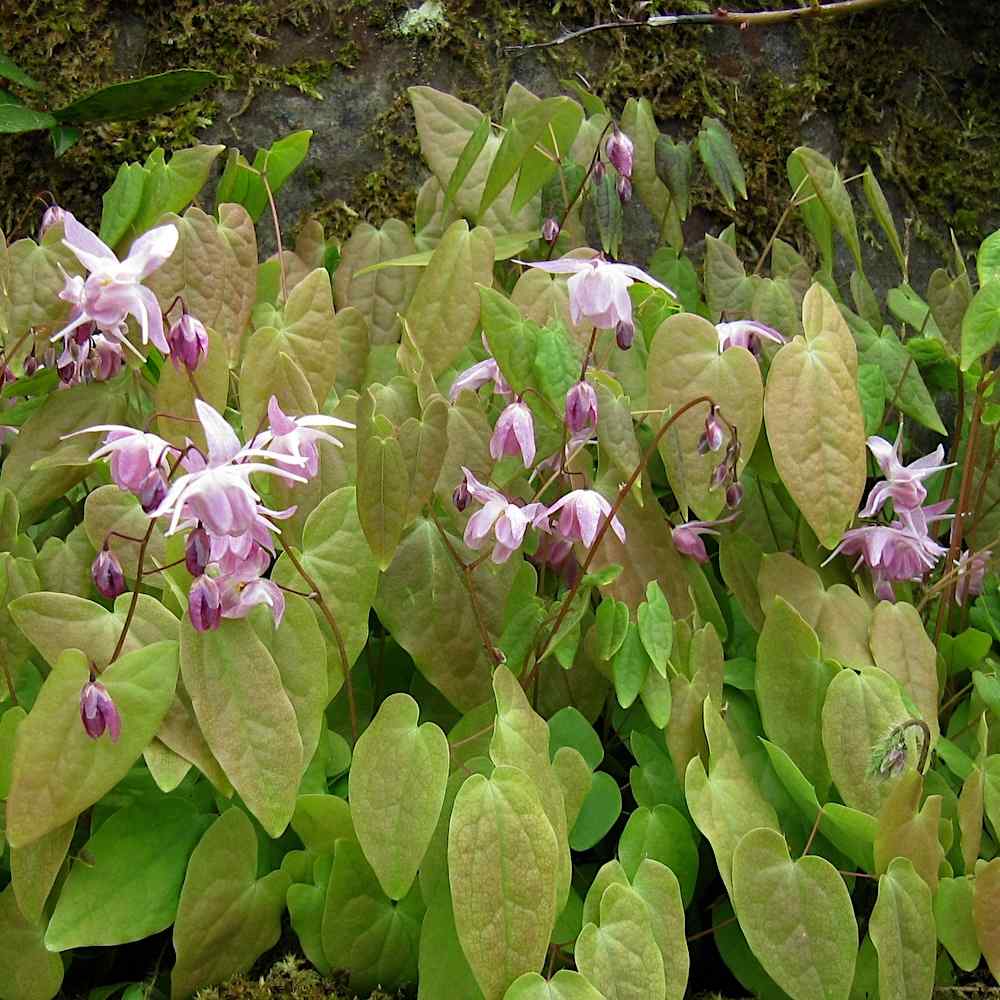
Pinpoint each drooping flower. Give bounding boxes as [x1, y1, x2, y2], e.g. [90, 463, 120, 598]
[515, 255, 673, 332]
[253, 396, 352, 479]
[490, 400, 536, 468]
[542, 217, 561, 244]
[605, 126, 634, 179]
[209, 514, 280, 580]
[38, 204, 66, 240]
[565, 380, 599, 434]
[698, 404, 725, 454]
[716, 320, 786, 354]
[448, 357, 511, 403]
[80, 679, 121, 742]
[92, 547, 126, 600]
[955, 548, 991, 606]
[616, 176, 632, 202]
[152, 399, 308, 537]
[54, 213, 178, 353]
[859, 430, 954, 517]
[167, 312, 209, 372]
[615, 319, 635, 351]
[185, 525, 212, 577]
[188, 574, 223, 632]
[460, 467, 547, 564]
[725, 482, 744, 509]
[90, 335, 124, 381]
[68, 426, 177, 493]
[672, 513, 738, 564]
[137, 469, 168, 514]
[220, 577, 286, 627]
[543, 489, 626, 549]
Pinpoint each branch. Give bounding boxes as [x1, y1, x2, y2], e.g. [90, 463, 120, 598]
[507, 0, 908, 52]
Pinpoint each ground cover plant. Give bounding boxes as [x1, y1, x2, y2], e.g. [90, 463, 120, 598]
[0, 76, 998, 1000]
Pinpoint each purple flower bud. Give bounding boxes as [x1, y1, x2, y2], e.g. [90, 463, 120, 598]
[189, 575, 222, 632]
[542, 217, 561, 244]
[703, 405, 725, 452]
[453, 479, 470, 512]
[136, 468, 168, 514]
[606, 127, 634, 179]
[490, 400, 536, 468]
[80, 679, 121, 742]
[726, 482, 744, 509]
[167, 313, 209, 372]
[615, 320, 635, 351]
[565, 380, 599, 434]
[185, 525, 211, 577]
[0, 366, 15, 386]
[39, 205, 66, 240]
[593, 160, 607, 184]
[617, 175, 632, 202]
[711, 461, 729, 490]
[23, 353, 38, 377]
[92, 546, 126, 600]
[57, 358, 78, 385]
[74, 322, 95, 347]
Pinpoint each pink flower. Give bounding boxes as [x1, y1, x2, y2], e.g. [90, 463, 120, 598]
[542, 217, 561, 244]
[716, 321, 786, 354]
[544, 490, 626, 549]
[955, 549, 991, 606]
[209, 514, 279, 580]
[54, 213, 178, 353]
[605, 127, 634, 179]
[153, 399, 307, 537]
[253, 396, 352, 479]
[565, 381, 599, 434]
[490, 400, 536, 468]
[449, 358, 511, 402]
[92, 547, 126, 599]
[698, 404, 725, 454]
[672, 514, 738, 564]
[460, 467, 546, 564]
[221, 577, 286, 627]
[515, 256, 673, 331]
[189, 575, 222, 632]
[38, 204, 66, 240]
[80, 680, 121, 742]
[167, 313, 209, 372]
[90, 335, 124, 381]
[859, 430, 954, 517]
[69, 426, 177, 493]
[185, 525, 211, 577]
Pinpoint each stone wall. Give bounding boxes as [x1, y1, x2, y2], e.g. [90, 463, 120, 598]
[2, 0, 997, 295]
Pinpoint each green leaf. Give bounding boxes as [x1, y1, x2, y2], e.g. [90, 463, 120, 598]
[349, 693, 448, 900]
[569, 771, 622, 851]
[869, 858, 936, 1000]
[171, 807, 290, 1000]
[134, 144, 225, 233]
[788, 152, 834, 275]
[449, 766, 559, 1000]
[356, 415, 410, 571]
[354, 230, 538, 275]
[8, 818, 73, 926]
[631, 860, 689, 1000]
[764, 285, 866, 548]
[419, 890, 485, 1000]
[242, 130, 312, 222]
[0, 95, 56, 134]
[621, 98, 680, 247]
[98, 162, 149, 248]
[5, 643, 179, 848]
[790, 146, 863, 271]
[618, 804, 698, 907]
[547, 706, 603, 770]
[863, 167, 904, 273]
[402, 220, 495, 377]
[180, 617, 302, 837]
[478, 286, 540, 393]
[0, 51, 40, 89]
[0, 885, 64, 1000]
[576, 883, 666, 1000]
[321, 837, 423, 993]
[654, 135, 692, 220]
[974, 858, 1000, 982]
[637, 581, 673, 677]
[756, 597, 837, 794]
[504, 970, 605, 1000]
[533, 322, 580, 409]
[934, 876, 981, 972]
[614, 623, 651, 709]
[596, 598, 630, 663]
[697, 117, 747, 212]
[873, 772, 944, 891]
[45, 799, 211, 950]
[446, 114, 492, 209]
[961, 282, 1000, 371]
[731, 827, 858, 1000]
[54, 69, 219, 124]
[48, 124, 79, 156]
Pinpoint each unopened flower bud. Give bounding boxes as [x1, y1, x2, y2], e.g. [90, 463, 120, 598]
[617, 175, 632, 202]
[453, 479, 470, 512]
[39, 205, 66, 240]
[136, 468, 168, 514]
[605, 127, 634, 179]
[185, 525, 211, 577]
[542, 217, 561, 244]
[615, 319, 635, 351]
[80, 679, 121, 742]
[711, 461, 729, 490]
[23, 353, 38, 377]
[565, 380, 599, 434]
[167, 313, 209, 372]
[189, 575, 222, 632]
[703, 405, 725, 453]
[725, 482, 744, 509]
[92, 546, 126, 600]
[593, 160, 606, 183]
[0, 366, 14, 386]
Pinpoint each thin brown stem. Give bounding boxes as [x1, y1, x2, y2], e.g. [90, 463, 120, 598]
[940, 376, 965, 501]
[686, 916, 737, 943]
[281, 543, 357, 743]
[140, 556, 186, 575]
[754, 175, 810, 275]
[801, 806, 825, 857]
[109, 520, 157, 663]
[448, 720, 497, 755]
[258, 168, 288, 304]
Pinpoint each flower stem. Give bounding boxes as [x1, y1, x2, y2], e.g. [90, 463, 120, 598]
[109, 520, 157, 664]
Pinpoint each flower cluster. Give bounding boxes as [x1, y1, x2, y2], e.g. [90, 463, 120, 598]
[79, 396, 351, 634]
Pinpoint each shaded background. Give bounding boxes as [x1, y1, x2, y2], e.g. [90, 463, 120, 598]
[1, 0, 997, 295]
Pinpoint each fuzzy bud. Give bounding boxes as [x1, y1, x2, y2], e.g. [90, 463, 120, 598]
[605, 127, 634, 179]
[185, 525, 211, 577]
[80, 679, 121, 742]
[542, 217, 561, 244]
[188, 575, 222, 632]
[167, 313, 209, 372]
[565, 380, 599, 434]
[615, 319, 635, 351]
[92, 546, 126, 600]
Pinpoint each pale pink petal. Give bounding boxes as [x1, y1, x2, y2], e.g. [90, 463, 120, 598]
[195, 399, 243, 465]
[119, 224, 179, 281]
[63, 213, 117, 273]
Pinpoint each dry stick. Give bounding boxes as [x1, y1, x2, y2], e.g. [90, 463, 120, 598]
[108, 519, 158, 664]
[430, 509, 503, 666]
[509, 0, 905, 51]
[281, 543, 358, 744]
[526, 393, 715, 689]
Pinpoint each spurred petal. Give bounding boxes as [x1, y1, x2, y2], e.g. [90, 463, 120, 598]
[195, 399, 243, 465]
[119, 223, 180, 281]
[63, 214, 118, 273]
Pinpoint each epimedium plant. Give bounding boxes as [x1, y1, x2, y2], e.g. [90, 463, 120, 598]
[0, 74, 999, 1000]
